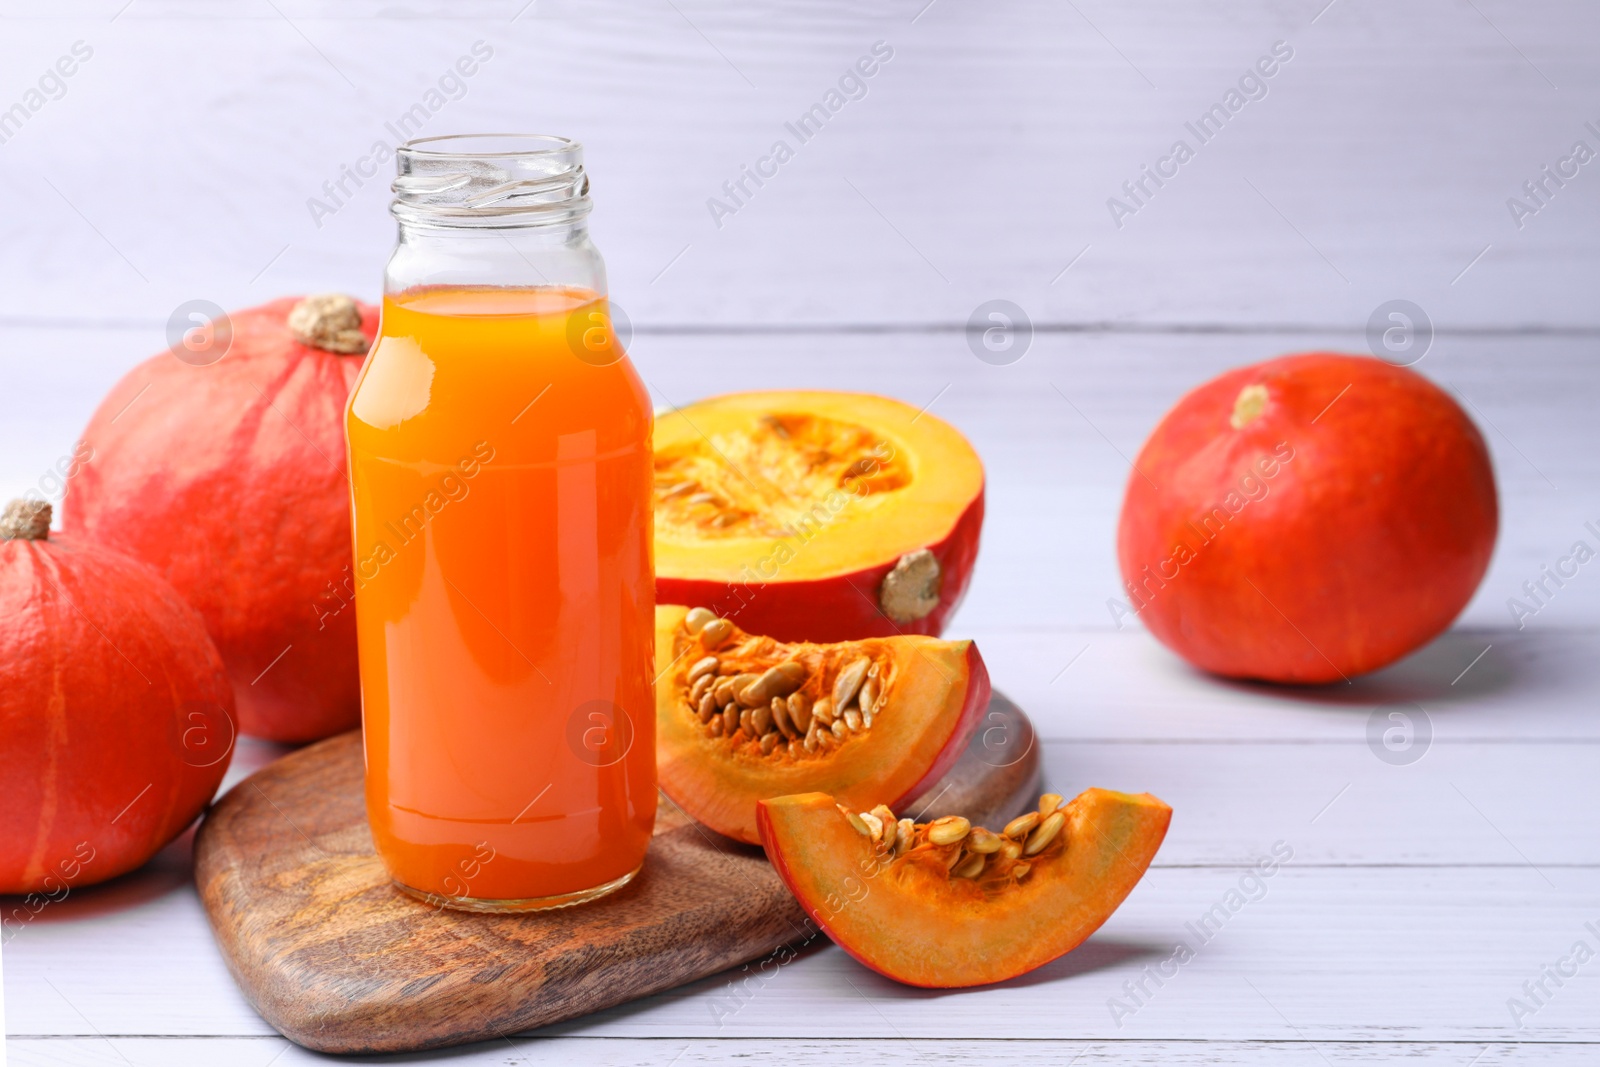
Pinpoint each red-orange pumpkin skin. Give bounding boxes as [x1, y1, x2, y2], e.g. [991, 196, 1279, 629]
[64, 297, 376, 742]
[1117, 353, 1498, 683]
[0, 533, 234, 893]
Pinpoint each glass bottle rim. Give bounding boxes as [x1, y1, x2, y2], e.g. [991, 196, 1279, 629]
[392, 133, 590, 230]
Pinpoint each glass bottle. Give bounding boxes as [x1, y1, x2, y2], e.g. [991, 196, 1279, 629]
[346, 134, 655, 911]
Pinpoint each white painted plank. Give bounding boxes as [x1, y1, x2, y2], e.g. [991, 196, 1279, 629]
[975, 628, 1600, 741]
[10, 1036, 1600, 1067]
[15, 867, 1597, 1043]
[0, 2, 1596, 328]
[4, 326, 1596, 634]
[6, 838, 1596, 1040]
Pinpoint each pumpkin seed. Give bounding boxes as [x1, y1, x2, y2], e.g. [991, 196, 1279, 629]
[729, 673, 760, 706]
[1013, 862, 1032, 881]
[870, 804, 897, 830]
[832, 657, 870, 711]
[697, 692, 717, 722]
[840, 808, 871, 836]
[1004, 811, 1041, 840]
[859, 812, 885, 841]
[843, 708, 863, 732]
[722, 704, 740, 735]
[859, 675, 880, 719]
[760, 733, 779, 755]
[712, 677, 738, 706]
[810, 696, 835, 727]
[927, 816, 970, 846]
[752, 702, 773, 736]
[1038, 793, 1064, 818]
[687, 656, 719, 684]
[965, 827, 1003, 854]
[710, 714, 725, 737]
[831, 718, 849, 739]
[700, 618, 733, 650]
[951, 852, 986, 879]
[999, 839, 1023, 862]
[690, 675, 715, 704]
[1024, 811, 1065, 856]
[894, 818, 916, 857]
[787, 691, 812, 734]
[739, 661, 807, 707]
[789, 739, 805, 759]
[771, 697, 796, 740]
[684, 607, 716, 634]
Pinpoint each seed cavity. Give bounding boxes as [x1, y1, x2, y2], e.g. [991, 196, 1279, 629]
[838, 792, 1071, 890]
[678, 616, 893, 761]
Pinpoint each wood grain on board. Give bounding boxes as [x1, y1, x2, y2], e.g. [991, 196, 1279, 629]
[192, 695, 1040, 1054]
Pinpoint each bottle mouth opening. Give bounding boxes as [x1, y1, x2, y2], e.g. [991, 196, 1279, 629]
[392, 133, 590, 229]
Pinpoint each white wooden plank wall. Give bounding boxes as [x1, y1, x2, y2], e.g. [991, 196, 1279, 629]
[3, 0, 1598, 1063]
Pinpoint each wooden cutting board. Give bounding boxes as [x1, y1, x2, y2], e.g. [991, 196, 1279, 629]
[194, 692, 1040, 1054]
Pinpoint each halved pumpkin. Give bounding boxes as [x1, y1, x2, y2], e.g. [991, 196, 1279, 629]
[654, 391, 984, 641]
[655, 604, 989, 844]
[757, 788, 1171, 987]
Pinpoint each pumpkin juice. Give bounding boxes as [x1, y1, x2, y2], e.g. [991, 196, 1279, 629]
[346, 285, 655, 909]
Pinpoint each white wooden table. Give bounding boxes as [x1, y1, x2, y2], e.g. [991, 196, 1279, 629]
[4, 2, 1599, 1063]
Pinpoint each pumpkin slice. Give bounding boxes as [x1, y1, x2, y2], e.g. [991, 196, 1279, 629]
[757, 788, 1171, 987]
[654, 391, 984, 642]
[656, 604, 988, 845]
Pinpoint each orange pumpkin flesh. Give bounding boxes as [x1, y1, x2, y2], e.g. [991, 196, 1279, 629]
[757, 788, 1171, 988]
[654, 391, 984, 642]
[655, 604, 989, 845]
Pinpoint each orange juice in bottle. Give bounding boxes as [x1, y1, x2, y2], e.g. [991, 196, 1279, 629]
[346, 135, 655, 911]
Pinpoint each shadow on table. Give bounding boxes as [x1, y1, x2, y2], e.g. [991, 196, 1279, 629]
[1198, 627, 1547, 712]
[841, 936, 1165, 997]
[1, 823, 196, 928]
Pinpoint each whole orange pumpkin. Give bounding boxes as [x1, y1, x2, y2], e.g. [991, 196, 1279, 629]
[64, 295, 375, 742]
[0, 500, 234, 896]
[1116, 352, 1498, 683]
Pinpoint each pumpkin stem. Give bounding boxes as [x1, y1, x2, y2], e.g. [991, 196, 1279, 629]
[287, 294, 370, 355]
[1, 499, 51, 540]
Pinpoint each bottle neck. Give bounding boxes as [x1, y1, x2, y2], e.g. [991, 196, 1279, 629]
[385, 134, 604, 298]
[385, 221, 607, 298]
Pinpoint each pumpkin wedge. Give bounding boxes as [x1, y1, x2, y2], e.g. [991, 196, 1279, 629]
[656, 604, 988, 845]
[757, 788, 1171, 987]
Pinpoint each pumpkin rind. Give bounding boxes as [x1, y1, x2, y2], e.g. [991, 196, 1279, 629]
[63, 296, 376, 741]
[1116, 352, 1498, 683]
[0, 530, 234, 893]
